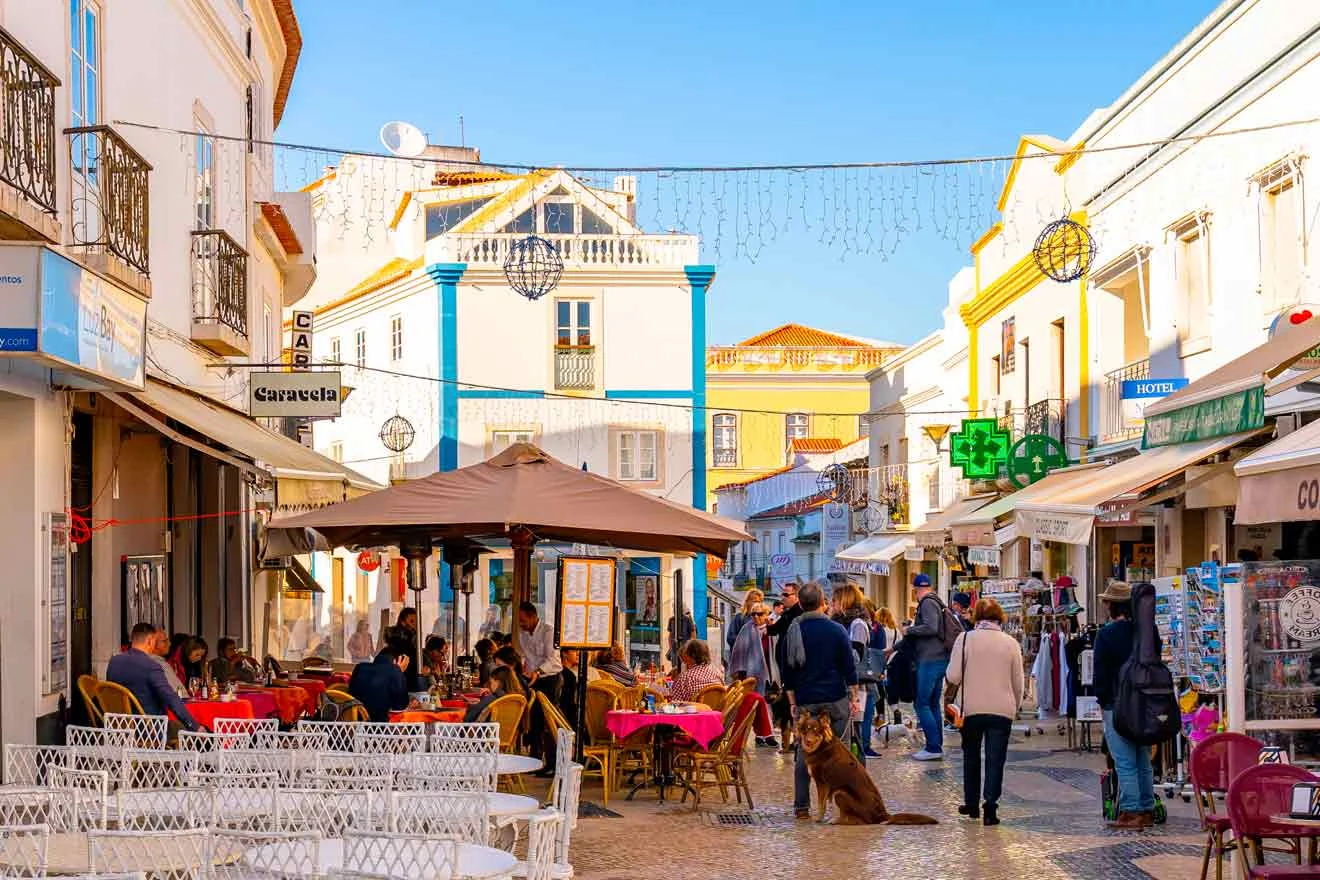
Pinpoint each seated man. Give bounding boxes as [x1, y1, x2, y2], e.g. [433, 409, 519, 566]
[106, 622, 201, 732]
[669, 639, 725, 703]
[348, 648, 417, 723]
[209, 637, 260, 684]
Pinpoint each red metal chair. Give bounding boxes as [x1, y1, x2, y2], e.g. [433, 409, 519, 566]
[1191, 733, 1263, 880]
[1226, 763, 1320, 878]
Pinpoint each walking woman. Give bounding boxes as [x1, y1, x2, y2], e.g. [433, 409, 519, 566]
[945, 597, 1023, 826]
[727, 601, 771, 693]
[726, 588, 765, 652]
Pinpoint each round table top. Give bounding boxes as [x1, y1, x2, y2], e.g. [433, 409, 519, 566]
[497, 754, 542, 775]
[244, 837, 516, 879]
[486, 792, 540, 818]
[1270, 813, 1320, 827]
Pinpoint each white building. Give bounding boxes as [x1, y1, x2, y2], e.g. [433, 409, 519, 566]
[0, 1, 367, 743]
[292, 152, 714, 669]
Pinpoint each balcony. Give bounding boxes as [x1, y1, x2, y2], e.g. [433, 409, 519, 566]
[707, 346, 890, 371]
[553, 345, 594, 390]
[713, 447, 738, 468]
[1102, 358, 1150, 444]
[66, 125, 151, 292]
[433, 232, 699, 270]
[1025, 398, 1065, 444]
[0, 27, 59, 242]
[869, 464, 910, 527]
[191, 229, 249, 356]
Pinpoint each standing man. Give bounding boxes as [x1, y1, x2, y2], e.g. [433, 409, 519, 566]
[767, 583, 802, 638]
[779, 581, 860, 821]
[904, 573, 955, 761]
[950, 592, 975, 632]
[1094, 581, 1157, 829]
[518, 602, 563, 776]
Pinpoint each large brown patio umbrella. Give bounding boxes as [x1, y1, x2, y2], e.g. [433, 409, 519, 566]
[267, 444, 750, 656]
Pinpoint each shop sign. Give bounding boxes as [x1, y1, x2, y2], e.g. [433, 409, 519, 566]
[249, 371, 343, 418]
[290, 311, 313, 368]
[828, 558, 890, 576]
[1269, 306, 1320, 372]
[822, 502, 850, 553]
[1017, 509, 1094, 545]
[0, 246, 146, 388]
[356, 551, 380, 573]
[1121, 378, 1189, 399]
[770, 553, 795, 578]
[949, 418, 1011, 480]
[903, 546, 925, 562]
[1280, 585, 1320, 642]
[1097, 503, 1137, 527]
[952, 522, 994, 546]
[967, 546, 1000, 567]
[1143, 386, 1264, 448]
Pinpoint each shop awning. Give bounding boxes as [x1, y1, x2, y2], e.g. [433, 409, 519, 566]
[946, 463, 1110, 545]
[911, 495, 998, 548]
[106, 378, 382, 509]
[830, 533, 911, 576]
[279, 558, 324, 594]
[1235, 417, 1320, 523]
[1142, 318, 1320, 447]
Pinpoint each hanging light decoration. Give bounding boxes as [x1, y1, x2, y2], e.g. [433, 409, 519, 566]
[1032, 217, 1097, 283]
[816, 464, 852, 503]
[379, 415, 416, 453]
[503, 235, 564, 301]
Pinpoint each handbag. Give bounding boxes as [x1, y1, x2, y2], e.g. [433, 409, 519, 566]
[945, 631, 970, 730]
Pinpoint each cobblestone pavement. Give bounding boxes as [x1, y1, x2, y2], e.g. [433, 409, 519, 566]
[556, 727, 1210, 880]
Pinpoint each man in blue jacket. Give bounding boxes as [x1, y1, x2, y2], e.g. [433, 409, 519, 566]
[106, 622, 201, 734]
[349, 648, 417, 722]
[780, 580, 859, 820]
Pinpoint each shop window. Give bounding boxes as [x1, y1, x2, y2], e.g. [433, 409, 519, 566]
[491, 429, 535, 455]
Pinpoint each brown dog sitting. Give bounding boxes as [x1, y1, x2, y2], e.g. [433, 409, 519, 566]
[798, 712, 938, 825]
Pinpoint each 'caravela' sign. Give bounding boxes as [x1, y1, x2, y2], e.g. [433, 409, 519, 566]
[249, 371, 342, 418]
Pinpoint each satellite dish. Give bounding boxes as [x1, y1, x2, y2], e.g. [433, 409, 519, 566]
[379, 121, 427, 158]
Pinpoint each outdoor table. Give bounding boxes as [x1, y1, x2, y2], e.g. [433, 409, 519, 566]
[389, 709, 465, 724]
[243, 684, 310, 724]
[497, 754, 542, 776]
[606, 708, 724, 804]
[240, 837, 516, 879]
[0, 831, 206, 875]
[184, 698, 254, 731]
[229, 690, 277, 720]
[289, 678, 328, 702]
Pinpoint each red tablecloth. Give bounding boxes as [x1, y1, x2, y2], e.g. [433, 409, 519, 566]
[288, 678, 327, 702]
[439, 700, 467, 710]
[233, 691, 278, 720]
[389, 710, 464, 724]
[240, 686, 309, 725]
[606, 709, 724, 749]
[185, 698, 254, 731]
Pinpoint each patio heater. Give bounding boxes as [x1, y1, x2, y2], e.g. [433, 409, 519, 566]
[441, 542, 481, 675]
[400, 534, 432, 679]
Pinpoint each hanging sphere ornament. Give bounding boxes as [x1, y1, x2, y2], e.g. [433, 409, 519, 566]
[1032, 218, 1097, 283]
[379, 415, 415, 453]
[817, 464, 852, 503]
[503, 235, 564, 301]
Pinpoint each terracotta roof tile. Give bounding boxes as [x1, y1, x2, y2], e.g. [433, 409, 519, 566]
[259, 202, 303, 255]
[271, 0, 302, 128]
[736, 323, 891, 348]
[789, 438, 844, 454]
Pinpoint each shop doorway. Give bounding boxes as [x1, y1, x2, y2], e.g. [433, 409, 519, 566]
[68, 412, 93, 724]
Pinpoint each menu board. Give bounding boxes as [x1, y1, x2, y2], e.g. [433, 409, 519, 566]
[555, 556, 617, 649]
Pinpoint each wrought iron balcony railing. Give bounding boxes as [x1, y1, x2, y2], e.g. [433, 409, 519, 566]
[192, 229, 248, 338]
[554, 345, 594, 390]
[713, 447, 738, 468]
[66, 125, 151, 276]
[1025, 398, 1065, 444]
[1102, 358, 1151, 443]
[0, 27, 58, 216]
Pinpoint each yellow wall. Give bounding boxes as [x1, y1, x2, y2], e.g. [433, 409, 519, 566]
[705, 380, 872, 506]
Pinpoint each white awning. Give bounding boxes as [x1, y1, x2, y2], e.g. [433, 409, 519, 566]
[910, 494, 998, 548]
[1235, 417, 1320, 523]
[831, 534, 911, 576]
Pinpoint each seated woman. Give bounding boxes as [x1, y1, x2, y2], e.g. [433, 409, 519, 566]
[592, 643, 638, 687]
[494, 645, 531, 692]
[473, 638, 496, 688]
[169, 637, 209, 686]
[465, 666, 526, 722]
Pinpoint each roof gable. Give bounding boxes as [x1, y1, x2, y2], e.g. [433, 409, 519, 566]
[449, 169, 641, 236]
[995, 135, 1070, 213]
[736, 323, 890, 348]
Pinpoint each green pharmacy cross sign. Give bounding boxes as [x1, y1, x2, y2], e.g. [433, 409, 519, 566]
[948, 418, 1011, 480]
[1007, 434, 1068, 489]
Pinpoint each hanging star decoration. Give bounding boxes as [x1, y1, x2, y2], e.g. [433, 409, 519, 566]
[1006, 434, 1068, 489]
[948, 418, 1011, 480]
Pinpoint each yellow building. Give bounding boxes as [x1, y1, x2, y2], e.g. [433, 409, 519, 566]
[706, 324, 901, 507]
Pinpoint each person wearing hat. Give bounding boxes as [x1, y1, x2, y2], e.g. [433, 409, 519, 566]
[1093, 580, 1157, 830]
[904, 572, 953, 760]
[950, 592, 975, 632]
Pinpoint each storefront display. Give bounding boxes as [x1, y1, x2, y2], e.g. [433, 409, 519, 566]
[1242, 560, 1320, 728]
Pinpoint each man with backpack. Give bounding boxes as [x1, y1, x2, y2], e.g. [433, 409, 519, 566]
[904, 573, 961, 760]
[1094, 580, 1159, 829]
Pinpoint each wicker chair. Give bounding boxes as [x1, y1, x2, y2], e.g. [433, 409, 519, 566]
[94, 682, 146, 716]
[674, 692, 758, 810]
[693, 684, 727, 711]
[78, 675, 104, 726]
[582, 684, 622, 804]
[321, 689, 369, 722]
[478, 694, 527, 754]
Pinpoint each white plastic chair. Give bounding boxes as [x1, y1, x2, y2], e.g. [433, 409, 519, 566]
[209, 829, 321, 879]
[0, 823, 49, 879]
[402, 751, 498, 793]
[216, 750, 298, 785]
[387, 791, 489, 844]
[186, 768, 279, 790]
[115, 788, 212, 831]
[274, 789, 375, 837]
[64, 727, 131, 779]
[211, 718, 279, 745]
[0, 789, 76, 833]
[47, 766, 109, 830]
[340, 831, 459, 879]
[513, 810, 564, 880]
[549, 730, 576, 806]
[252, 730, 329, 753]
[103, 713, 169, 750]
[294, 721, 355, 753]
[351, 731, 426, 755]
[2, 745, 67, 787]
[429, 722, 500, 754]
[305, 753, 393, 793]
[123, 750, 197, 790]
[87, 828, 210, 879]
[208, 786, 281, 832]
[177, 730, 249, 754]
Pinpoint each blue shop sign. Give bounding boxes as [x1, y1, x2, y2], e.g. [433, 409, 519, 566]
[1121, 378, 1189, 400]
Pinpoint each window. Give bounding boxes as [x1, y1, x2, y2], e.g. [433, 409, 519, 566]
[69, 0, 101, 234]
[354, 329, 366, 368]
[502, 208, 535, 234]
[1259, 161, 1304, 315]
[390, 315, 403, 362]
[858, 415, 870, 438]
[491, 429, 535, 455]
[263, 304, 272, 362]
[195, 123, 215, 230]
[616, 430, 658, 481]
[581, 207, 613, 234]
[1173, 214, 1211, 349]
[786, 413, 809, 446]
[713, 414, 737, 467]
[1000, 317, 1016, 374]
[555, 300, 591, 347]
[424, 200, 489, 239]
[543, 202, 575, 235]
[328, 442, 343, 463]
[330, 337, 341, 364]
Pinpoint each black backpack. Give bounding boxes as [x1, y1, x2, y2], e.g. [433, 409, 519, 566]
[885, 636, 917, 705]
[1114, 582, 1181, 746]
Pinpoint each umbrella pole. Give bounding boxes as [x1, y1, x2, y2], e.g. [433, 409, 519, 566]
[510, 527, 534, 655]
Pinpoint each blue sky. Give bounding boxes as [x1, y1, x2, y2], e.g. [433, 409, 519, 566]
[278, 0, 1217, 347]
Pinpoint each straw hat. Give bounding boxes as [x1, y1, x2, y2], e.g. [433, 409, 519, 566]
[1098, 581, 1132, 602]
